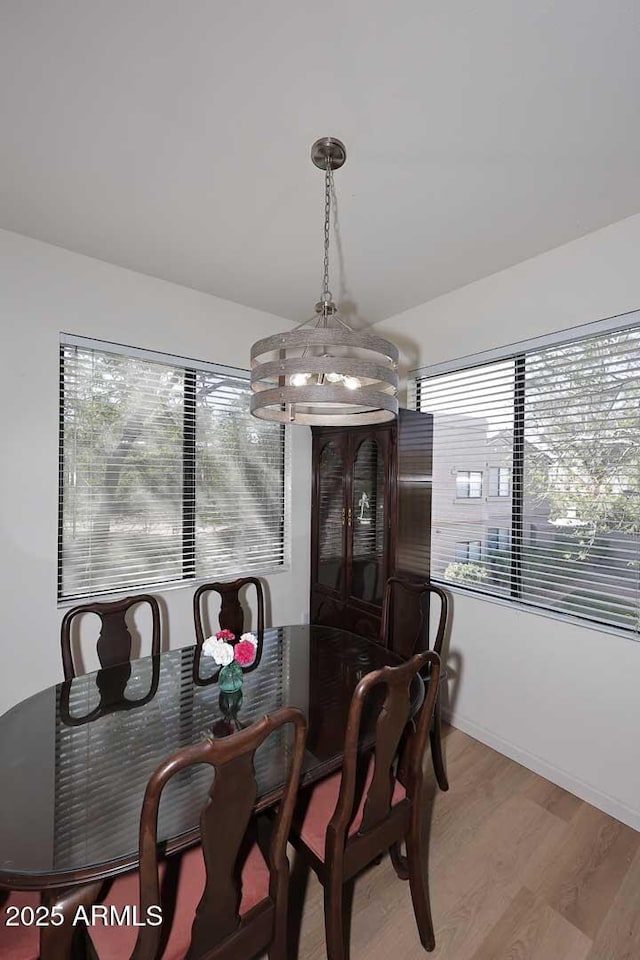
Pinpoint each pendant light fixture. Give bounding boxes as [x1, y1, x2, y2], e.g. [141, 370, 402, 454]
[250, 137, 399, 425]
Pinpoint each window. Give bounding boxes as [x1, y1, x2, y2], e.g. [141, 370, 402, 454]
[455, 540, 482, 562]
[414, 312, 640, 636]
[487, 527, 510, 554]
[489, 466, 511, 497]
[456, 470, 483, 498]
[59, 337, 287, 600]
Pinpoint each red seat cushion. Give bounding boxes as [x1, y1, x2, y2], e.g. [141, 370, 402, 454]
[89, 841, 270, 960]
[0, 890, 40, 960]
[297, 761, 406, 860]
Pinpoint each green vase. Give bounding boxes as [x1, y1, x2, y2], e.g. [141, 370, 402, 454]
[219, 688, 244, 729]
[218, 660, 243, 693]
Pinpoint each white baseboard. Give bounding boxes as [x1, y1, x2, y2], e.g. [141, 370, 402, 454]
[444, 709, 640, 833]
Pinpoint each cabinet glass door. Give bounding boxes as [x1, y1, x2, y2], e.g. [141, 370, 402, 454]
[350, 438, 386, 604]
[317, 440, 346, 593]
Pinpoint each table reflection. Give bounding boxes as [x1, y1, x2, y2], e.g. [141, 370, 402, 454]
[59, 656, 161, 727]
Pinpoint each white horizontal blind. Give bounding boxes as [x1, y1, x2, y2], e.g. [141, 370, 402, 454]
[414, 322, 640, 636]
[194, 367, 286, 575]
[59, 339, 286, 600]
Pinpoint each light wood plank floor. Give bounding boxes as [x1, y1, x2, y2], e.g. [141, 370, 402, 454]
[290, 726, 640, 960]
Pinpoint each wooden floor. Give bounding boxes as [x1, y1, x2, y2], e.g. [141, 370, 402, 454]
[290, 725, 640, 960]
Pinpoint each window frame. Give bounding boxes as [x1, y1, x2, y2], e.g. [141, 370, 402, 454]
[58, 334, 291, 604]
[455, 469, 483, 499]
[455, 540, 483, 563]
[488, 466, 511, 498]
[487, 526, 510, 554]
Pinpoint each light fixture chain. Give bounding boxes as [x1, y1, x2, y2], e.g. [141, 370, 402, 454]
[322, 162, 332, 302]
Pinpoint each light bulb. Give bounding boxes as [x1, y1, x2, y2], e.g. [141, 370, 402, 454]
[343, 376, 361, 390]
[326, 371, 342, 383]
[290, 372, 310, 387]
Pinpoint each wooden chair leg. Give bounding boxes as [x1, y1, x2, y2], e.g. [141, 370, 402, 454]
[430, 693, 449, 792]
[268, 922, 287, 960]
[324, 875, 347, 960]
[40, 882, 103, 960]
[286, 849, 311, 960]
[390, 841, 409, 880]
[268, 873, 288, 960]
[406, 827, 435, 952]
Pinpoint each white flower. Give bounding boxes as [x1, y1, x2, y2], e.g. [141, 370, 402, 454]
[240, 632, 258, 647]
[202, 637, 234, 666]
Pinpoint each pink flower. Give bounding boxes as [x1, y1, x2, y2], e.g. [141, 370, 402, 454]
[234, 640, 255, 667]
[215, 629, 235, 642]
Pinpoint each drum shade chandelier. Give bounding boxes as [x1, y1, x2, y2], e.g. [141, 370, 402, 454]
[250, 137, 399, 426]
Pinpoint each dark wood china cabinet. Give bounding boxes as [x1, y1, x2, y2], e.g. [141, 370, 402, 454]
[310, 408, 433, 645]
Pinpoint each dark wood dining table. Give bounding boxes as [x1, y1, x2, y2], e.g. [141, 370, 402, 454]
[0, 624, 424, 959]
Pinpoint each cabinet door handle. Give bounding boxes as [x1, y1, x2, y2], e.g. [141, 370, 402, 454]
[341, 507, 346, 526]
[347, 508, 353, 527]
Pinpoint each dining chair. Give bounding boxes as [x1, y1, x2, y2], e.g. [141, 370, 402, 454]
[292, 650, 441, 960]
[193, 577, 265, 644]
[90, 705, 307, 960]
[0, 889, 40, 959]
[60, 594, 161, 681]
[380, 577, 450, 791]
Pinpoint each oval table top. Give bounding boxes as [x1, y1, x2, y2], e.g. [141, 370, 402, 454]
[0, 624, 424, 890]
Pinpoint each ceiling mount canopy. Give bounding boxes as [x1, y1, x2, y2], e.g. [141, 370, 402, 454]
[250, 137, 399, 426]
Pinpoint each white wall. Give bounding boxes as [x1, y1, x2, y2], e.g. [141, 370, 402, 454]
[378, 212, 640, 830]
[0, 228, 312, 713]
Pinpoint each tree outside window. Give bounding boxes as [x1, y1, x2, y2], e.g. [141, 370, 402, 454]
[59, 340, 286, 600]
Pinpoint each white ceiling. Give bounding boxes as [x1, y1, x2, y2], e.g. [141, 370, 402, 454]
[1, 1, 639, 325]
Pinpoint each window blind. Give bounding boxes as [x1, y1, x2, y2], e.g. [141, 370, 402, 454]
[413, 318, 640, 636]
[59, 338, 286, 601]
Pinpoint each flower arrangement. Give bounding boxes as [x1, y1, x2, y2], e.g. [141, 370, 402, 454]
[202, 630, 258, 667]
[202, 630, 258, 692]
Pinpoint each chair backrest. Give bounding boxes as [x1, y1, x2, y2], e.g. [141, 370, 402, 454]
[380, 577, 449, 659]
[60, 594, 161, 681]
[193, 578, 265, 644]
[326, 651, 441, 861]
[131, 706, 307, 960]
